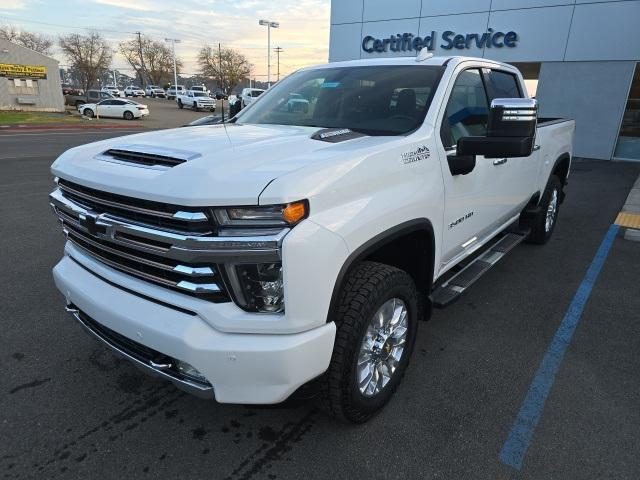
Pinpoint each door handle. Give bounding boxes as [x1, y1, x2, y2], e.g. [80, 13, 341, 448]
[533, 145, 541, 151]
[493, 158, 507, 166]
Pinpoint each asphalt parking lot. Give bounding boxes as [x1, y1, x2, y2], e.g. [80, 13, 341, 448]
[70, 97, 227, 130]
[1, 130, 639, 479]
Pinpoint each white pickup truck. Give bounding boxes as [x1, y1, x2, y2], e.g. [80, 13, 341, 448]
[176, 89, 216, 112]
[50, 55, 574, 423]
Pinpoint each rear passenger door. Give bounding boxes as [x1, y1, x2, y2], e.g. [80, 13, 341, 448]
[483, 68, 538, 215]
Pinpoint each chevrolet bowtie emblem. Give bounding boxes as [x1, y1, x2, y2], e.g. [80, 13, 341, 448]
[80, 212, 99, 236]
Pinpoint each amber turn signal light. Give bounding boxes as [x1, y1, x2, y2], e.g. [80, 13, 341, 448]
[283, 201, 307, 224]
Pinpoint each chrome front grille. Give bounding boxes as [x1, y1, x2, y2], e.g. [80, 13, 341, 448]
[50, 180, 288, 303]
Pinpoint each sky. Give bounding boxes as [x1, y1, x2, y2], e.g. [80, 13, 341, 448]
[0, 0, 331, 80]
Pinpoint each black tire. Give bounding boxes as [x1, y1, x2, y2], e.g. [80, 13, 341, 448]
[209, 108, 215, 112]
[525, 175, 562, 244]
[83, 108, 94, 118]
[177, 99, 183, 109]
[123, 110, 134, 120]
[320, 261, 418, 423]
[193, 102, 199, 111]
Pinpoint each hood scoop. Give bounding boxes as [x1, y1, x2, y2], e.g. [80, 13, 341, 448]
[99, 144, 202, 169]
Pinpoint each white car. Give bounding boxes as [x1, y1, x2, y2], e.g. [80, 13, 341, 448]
[176, 90, 216, 111]
[166, 85, 185, 100]
[51, 55, 574, 421]
[145, 85, 166, 98]
[190, 85, 209, 95]
[101, 85, 121, 97]
[123, 86, 145, 97]
[240, 88, 265, 108]
[78, 98, 149, 120]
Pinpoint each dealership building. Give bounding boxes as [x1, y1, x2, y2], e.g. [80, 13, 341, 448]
[329, 0, 640, 161]
[0, 38, 64, 113]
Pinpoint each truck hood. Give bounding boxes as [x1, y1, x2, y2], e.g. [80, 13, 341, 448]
[51, 123, 393, 206]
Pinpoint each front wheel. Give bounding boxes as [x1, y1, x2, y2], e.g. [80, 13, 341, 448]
[83, 108, 94, 118]
[320, 261, 418, 423]
[525, 175, 562, 244]
[177, 99, 183, 109]
[193, 102, 199, 111]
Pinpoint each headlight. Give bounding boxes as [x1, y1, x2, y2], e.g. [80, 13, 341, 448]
[216, 201, 307, 313]
[229, 262, 284, 313]
[213, 201, 308, 235]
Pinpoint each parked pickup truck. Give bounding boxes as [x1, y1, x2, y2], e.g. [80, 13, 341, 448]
[49, 55, 574, 423]
[64, 89, 114, 108]
[176, 89, 216, 111]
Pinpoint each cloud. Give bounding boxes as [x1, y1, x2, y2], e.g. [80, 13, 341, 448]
[0, 0, 28, 10]
[92, 0, 155, 11]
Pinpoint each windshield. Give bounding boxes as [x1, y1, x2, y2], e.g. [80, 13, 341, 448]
[193, 92, 208, 97]
[236, 65, 444, 135]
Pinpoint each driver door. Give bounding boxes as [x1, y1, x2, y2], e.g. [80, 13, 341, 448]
[437, 68, 503, 271]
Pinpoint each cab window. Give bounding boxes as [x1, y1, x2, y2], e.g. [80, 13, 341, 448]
[441, 69, 489, 149]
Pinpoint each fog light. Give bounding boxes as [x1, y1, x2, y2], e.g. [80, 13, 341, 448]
[235, 262, 284, 313]
[175, 360, 208, 384]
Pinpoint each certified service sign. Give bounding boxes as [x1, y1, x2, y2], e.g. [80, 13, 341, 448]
[0, 63, 48, 79]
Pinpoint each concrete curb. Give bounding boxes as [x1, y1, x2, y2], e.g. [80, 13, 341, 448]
[621, 172, 640, 241]
[0, 123, 143, 132]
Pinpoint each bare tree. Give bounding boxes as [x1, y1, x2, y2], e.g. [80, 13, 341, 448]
[198, 46, 250, 93]
[0, 24, 53, 55]
[59, 32, 113, 91]
[119, 35, 181, 86]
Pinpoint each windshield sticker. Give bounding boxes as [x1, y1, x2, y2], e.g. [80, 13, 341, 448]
[401, 146, 430, 165]
[321, 82, 341, 88]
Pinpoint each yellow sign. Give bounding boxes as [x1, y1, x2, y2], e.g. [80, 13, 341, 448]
[0, 63, 47, 79]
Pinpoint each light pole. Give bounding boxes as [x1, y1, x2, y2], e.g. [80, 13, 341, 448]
[258, 19, 279, 88]
[164, 38, 181, 97]
[249, 63, 254, 89]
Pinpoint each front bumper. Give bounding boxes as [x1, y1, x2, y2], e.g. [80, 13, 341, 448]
[53, 253, 336, 404]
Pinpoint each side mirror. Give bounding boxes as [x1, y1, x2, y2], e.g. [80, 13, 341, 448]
[457, 98, 537, 158]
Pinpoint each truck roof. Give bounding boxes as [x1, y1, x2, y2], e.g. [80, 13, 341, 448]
[303, 55, 514, 71]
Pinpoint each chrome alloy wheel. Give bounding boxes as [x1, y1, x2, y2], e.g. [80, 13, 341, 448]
[357, 298, 408, 397]
[545, 188, 559, 233]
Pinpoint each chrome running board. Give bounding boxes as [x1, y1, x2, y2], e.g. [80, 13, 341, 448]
[431, 229, 530, 308]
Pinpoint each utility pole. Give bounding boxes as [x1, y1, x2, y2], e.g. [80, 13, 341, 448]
[136, 32, 147, 87]
[274, 47, 283, 82]
[164, 38, 180, 98]
[218, 43, 225, 123]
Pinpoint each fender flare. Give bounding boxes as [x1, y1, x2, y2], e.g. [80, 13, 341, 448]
[325, 218, 436, 323]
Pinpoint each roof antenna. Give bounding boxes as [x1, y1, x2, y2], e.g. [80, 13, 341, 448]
[415, 49, 434, 62]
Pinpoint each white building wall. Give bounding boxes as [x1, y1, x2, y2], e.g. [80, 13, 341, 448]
[329, 0, 640, 159]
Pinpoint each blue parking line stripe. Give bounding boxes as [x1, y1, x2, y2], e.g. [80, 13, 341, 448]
[499, 224, 620, 471]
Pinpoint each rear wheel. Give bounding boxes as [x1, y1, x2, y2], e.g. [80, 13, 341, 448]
[321, 261, 418, 423]
[525, 175, 562, 244]
[83, 108, 94, 118]
[123, 110, 134, 120]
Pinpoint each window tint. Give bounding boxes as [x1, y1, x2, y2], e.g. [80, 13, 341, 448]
[442, 69, 489, 148]
[485, 70, 521, 100]
[113, 100, 126, 105]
